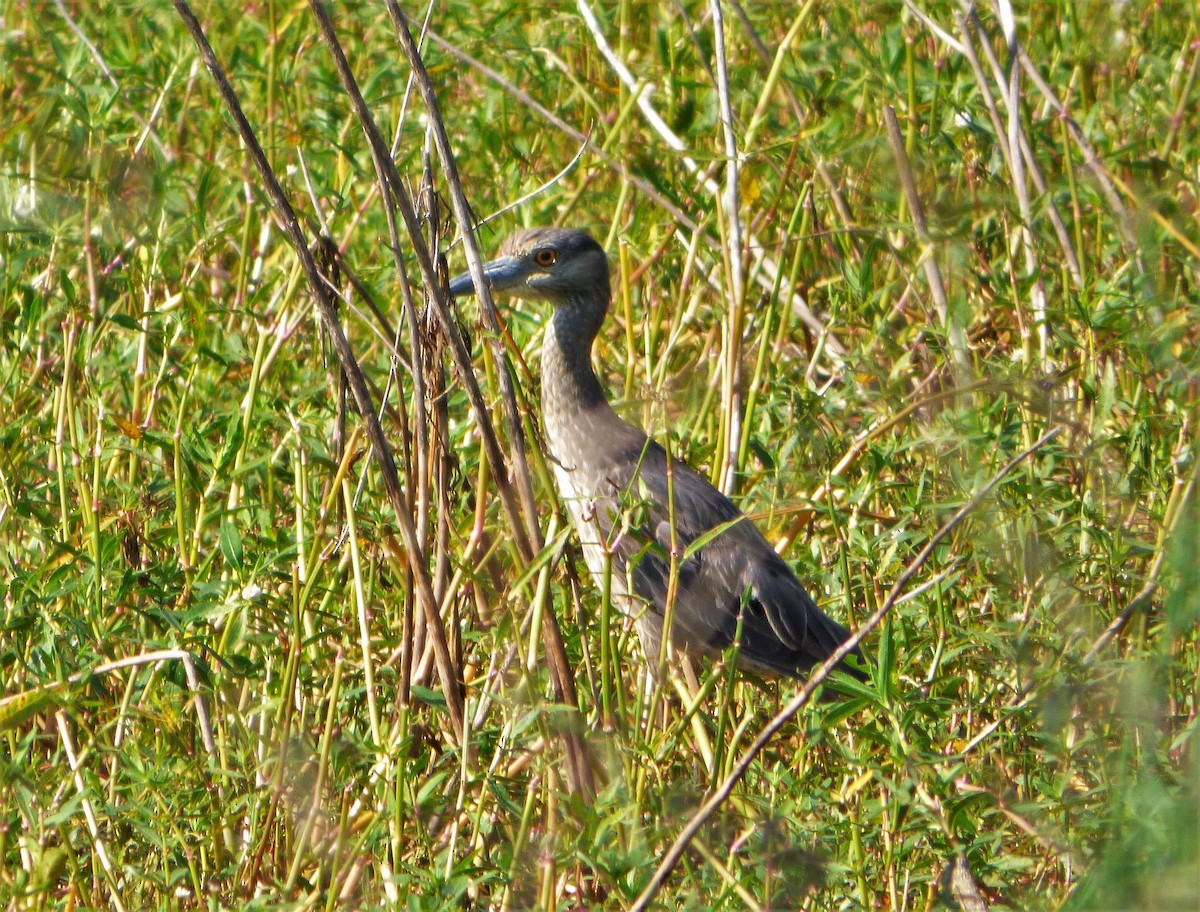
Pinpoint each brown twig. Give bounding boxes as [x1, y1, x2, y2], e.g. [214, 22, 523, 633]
[171, 0, 466, 739]
[1084, 419, 1197, 663]
[380, 0, 595, 799]
[884, 105, 972, 383]
[381, 1, 542, 554]
[955, 13, 1082, 285]
[307, 0, 432, 715]
[709, 0, 746, 497]
[1013, 40, 1146, 273]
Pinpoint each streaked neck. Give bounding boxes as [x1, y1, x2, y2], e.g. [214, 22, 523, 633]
[542, 305, 608, 418]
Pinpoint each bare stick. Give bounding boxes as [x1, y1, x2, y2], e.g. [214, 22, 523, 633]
[461, 139, 590, 238]
[1014, 44, 1145, 272]
[993, 0, 1048, 364]
[904, 0, 966, 53]
[631, 426, 1063, 911]
[883, 105, 971, 382]
[307, 0, 431, 714]
[1084, 422, 1197, 663]
[574, 0, 845, 357]
[709, 0, 745, 496]
[381, 0, 595, 798]
[56, 712, 129, 912]
[309, 0, 551, 721]
[1, 649, 218, 757]
[308, 1, 535, 578]
[382, 0, 542, 550]
[51, 0, 170, 160]
[955, 12, 1081, 285]
[172, 0, 465, 739]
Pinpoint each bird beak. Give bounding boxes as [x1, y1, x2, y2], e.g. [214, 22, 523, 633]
[446, 256, 527, 297]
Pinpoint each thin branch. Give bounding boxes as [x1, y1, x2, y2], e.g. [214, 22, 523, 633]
[381, 0, 595, 799]
[709, 0, 745, 496]
[51, 0, 170, 159]
[56, 713, 129, 912]
[1, 649, 217, 756]
[993, 0, 1048, 364]
[1014, 41, 1145, 272]
[883, 105, 971, 382]
[904, 0, 966, 54]
[381, 0, 542, 556]
[576, 0, 695, 159]
[172, 0, 466, 739]
[1084, 420, 1197, 663]
[954, 12, 1082, 285]
[307, 0, 433, 715]
[574, 0, 845, 357]
[456, 138, 590, 241]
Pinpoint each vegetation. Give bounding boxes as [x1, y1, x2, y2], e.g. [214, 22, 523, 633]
[2, 0, 1197, 908]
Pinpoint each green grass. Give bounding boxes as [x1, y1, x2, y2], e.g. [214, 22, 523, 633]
[2, 0, 1198, 909]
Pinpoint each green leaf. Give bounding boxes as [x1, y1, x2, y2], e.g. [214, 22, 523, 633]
[219, 518, 243, 571]
[0, 684, 64, 731]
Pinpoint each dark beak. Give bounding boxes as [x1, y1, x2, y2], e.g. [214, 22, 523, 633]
[446, 256, 528, 297]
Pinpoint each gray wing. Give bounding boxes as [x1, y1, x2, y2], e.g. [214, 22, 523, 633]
[593, 435, 859, 678]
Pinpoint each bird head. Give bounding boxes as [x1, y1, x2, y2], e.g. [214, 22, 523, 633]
[447, 227, 609, 310]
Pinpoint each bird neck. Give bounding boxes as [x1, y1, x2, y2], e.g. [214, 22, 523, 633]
[542, 304, 608, 417]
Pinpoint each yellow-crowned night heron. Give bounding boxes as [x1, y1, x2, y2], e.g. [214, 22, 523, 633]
[449, 227, 861, 680]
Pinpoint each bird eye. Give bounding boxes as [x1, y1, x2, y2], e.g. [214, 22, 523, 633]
[533, 247, 558, 267]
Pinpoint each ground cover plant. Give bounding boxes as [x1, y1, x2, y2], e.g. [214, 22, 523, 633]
[1, 0, 1198, 908]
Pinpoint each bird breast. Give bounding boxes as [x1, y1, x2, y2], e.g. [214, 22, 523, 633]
[543, 400, 650, 607]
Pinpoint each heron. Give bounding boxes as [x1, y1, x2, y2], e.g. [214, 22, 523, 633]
[448, 227, 863, 682]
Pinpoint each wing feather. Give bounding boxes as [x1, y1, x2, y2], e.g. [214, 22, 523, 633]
[581, 434, 859, 678]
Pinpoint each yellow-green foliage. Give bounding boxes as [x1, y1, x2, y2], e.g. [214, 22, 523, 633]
[1, 1, 1197, 908]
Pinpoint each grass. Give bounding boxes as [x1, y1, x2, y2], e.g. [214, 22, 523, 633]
[1, 0, 1198, 909]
